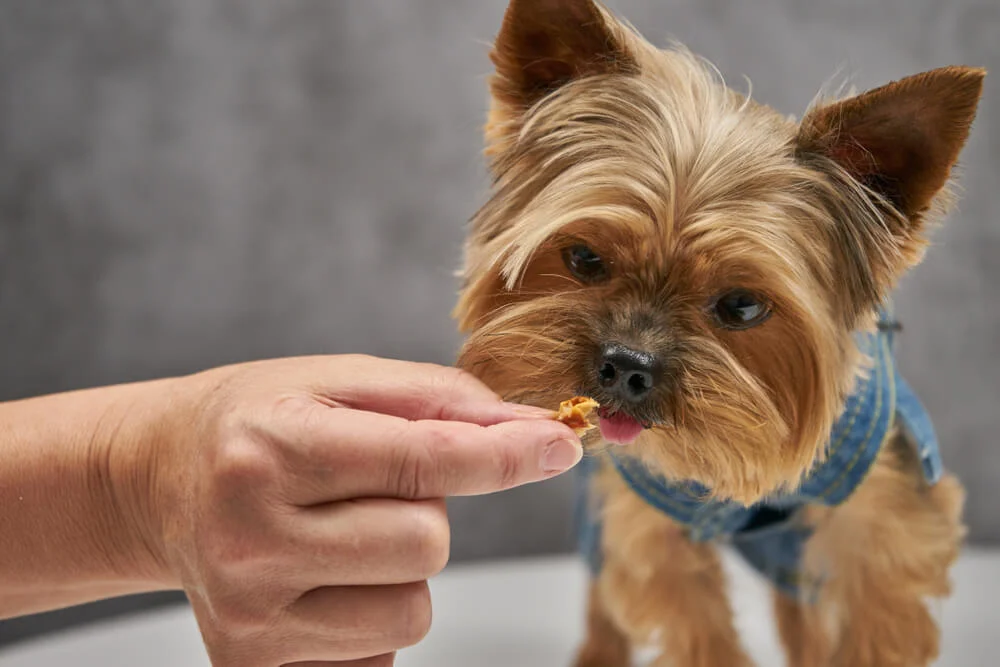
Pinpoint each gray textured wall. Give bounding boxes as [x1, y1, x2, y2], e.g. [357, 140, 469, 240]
[0, 0, 997, 646]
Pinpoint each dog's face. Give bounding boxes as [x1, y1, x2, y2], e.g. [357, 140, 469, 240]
[455, 0, 983, 503]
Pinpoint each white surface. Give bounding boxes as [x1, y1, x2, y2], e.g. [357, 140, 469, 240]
[2, 549, 997, 667]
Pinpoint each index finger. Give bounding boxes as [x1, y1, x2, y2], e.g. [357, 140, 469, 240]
[301, 355, 549, 424]
[278, 405, 582, 504]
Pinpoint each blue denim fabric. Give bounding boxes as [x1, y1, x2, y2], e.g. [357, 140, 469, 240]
[575, 307, 943, 600]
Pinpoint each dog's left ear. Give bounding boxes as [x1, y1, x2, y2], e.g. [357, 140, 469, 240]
[798, 66, 985, 218]
[490, 0, 634, 105]
[797, 66, 985, 314]
[486, 0, 637, 155]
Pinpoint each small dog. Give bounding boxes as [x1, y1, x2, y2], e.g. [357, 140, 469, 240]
[454, 1, 985, 665]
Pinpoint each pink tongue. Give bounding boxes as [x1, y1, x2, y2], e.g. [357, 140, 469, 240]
[599, 412, 644, 445]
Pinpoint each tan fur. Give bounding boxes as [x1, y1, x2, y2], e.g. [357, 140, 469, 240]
[580, 463, 755, 667]
[454, 1, 984, 665]
[789, 434, 967, 667]
[575, 579, 631, 667]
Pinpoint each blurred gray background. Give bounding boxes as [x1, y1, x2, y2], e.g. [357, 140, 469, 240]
[0, 0, 996, 649]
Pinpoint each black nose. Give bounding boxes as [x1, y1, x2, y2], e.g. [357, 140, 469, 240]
[596, 343, 659, 403]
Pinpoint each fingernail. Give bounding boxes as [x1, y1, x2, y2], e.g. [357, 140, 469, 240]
[505, 402, 556, 418]
[542, 438, 583, 474]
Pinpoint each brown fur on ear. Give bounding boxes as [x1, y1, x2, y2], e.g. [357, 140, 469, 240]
[797, 66, 984, 319]
[487, 0, 637, 156]
[491, 0, 635, 106]
[799, 66, 985, 218]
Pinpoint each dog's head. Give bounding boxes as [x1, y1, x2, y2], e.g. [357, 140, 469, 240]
[455, 0, 984, 503]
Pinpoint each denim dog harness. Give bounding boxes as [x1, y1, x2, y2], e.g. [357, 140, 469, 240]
[575, 307, 944, 599]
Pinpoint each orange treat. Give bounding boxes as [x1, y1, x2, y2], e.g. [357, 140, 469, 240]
[556, 396, 600, 435]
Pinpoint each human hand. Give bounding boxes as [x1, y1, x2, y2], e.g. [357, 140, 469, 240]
[137, 355, 581, 667]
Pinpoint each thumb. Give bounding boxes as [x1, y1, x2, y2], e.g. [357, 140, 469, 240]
[286, 408, 585, 504]
[383, 416, 585, 499]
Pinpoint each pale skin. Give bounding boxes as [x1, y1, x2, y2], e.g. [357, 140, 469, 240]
[0, 354, 584, 667]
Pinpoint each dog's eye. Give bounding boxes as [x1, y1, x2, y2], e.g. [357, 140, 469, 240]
[712, 290, 771, 330]
[562, 245, 609, 284]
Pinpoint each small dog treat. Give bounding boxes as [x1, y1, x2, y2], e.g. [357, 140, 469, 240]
[556, 396, 600, 435]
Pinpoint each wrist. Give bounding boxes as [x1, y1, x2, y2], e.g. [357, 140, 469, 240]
[121, 364, 243, 590]
[92, 377, 186, 589]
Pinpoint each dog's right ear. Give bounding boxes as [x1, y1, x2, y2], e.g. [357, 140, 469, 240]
[486, 0, 636, 154]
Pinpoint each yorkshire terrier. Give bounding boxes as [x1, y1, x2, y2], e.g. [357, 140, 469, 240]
[453, 1, 985, 665]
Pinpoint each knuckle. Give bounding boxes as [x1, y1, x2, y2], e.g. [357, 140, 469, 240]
[388, 438, 440, 499]
[212, 436, 276, 495]
[395, 582, 433, 647]
[199, 443, 283, 576]
[387, 446, 423, 500]
[495, 441, 523, 490]
[406, 502, 451, 578]
[269, 391, 314, 421]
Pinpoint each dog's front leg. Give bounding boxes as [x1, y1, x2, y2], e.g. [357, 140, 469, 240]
[574, 578, 632, 667]
[578, 467, 754, 667]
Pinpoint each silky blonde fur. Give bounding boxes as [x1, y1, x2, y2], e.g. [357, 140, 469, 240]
[454, 1, 984, 665]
